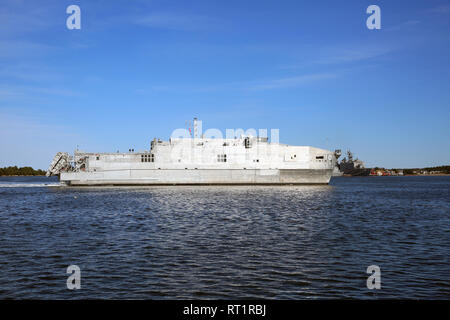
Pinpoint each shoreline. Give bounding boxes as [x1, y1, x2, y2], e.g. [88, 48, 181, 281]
[0, 175, 46, 177]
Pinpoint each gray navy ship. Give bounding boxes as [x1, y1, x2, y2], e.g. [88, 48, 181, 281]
[337, 150, 371, 176]
[47, 119, 337, 185]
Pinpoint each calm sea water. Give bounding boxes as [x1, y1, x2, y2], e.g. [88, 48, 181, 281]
[0, 176, 448, 299]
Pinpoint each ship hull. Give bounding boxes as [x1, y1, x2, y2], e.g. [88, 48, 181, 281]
[342, 168, 371, 176]
[60, 168, 333, 186]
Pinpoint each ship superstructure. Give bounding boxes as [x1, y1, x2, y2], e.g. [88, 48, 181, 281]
[338, 150, 371, 176]
[47, 119, 336, 185]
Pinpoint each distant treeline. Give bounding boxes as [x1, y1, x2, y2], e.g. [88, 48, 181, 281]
[402, 166, 450, 175]
[0, 166, 46, 176]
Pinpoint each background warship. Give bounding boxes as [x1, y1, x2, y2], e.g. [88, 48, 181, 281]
[335, 150, 371, 176]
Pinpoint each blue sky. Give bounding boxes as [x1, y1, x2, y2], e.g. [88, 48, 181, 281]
[1, 0, 449, 169]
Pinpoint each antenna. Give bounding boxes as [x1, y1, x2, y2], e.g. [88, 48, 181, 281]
[193, 117, 198, 139]
[192, 117, 202, 139]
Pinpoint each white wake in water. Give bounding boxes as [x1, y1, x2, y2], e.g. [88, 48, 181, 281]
[0, 183, 63, 188]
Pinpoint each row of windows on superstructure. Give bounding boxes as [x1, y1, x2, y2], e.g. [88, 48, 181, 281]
[315, 155, 332, 162]
[141, 154, 154, 162]
[217, 155, 261, 163]
[139, 154, 262, 163]
[217, 154, 227, 162]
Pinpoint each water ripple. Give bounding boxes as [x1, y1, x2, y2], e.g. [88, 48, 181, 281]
[0, 176, 449, 299]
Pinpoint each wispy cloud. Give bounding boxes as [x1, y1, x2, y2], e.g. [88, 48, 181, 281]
[136, 72, 336, 94]
[0, 40, 57, 58]
[0, 84, 81, 99]
[280, 41, 400, 71]
[0, 63, 63, 82]
[385, 20, 421, 32]
[312, 44, 397, 65]
[132, 12, 222, 31]
[429, 5, 450, 14]
[247, 73, 336, 90]
[0, 2, 57, 37]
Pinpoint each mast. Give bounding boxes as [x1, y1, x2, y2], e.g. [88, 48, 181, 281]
[192, 117, 202, 139]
